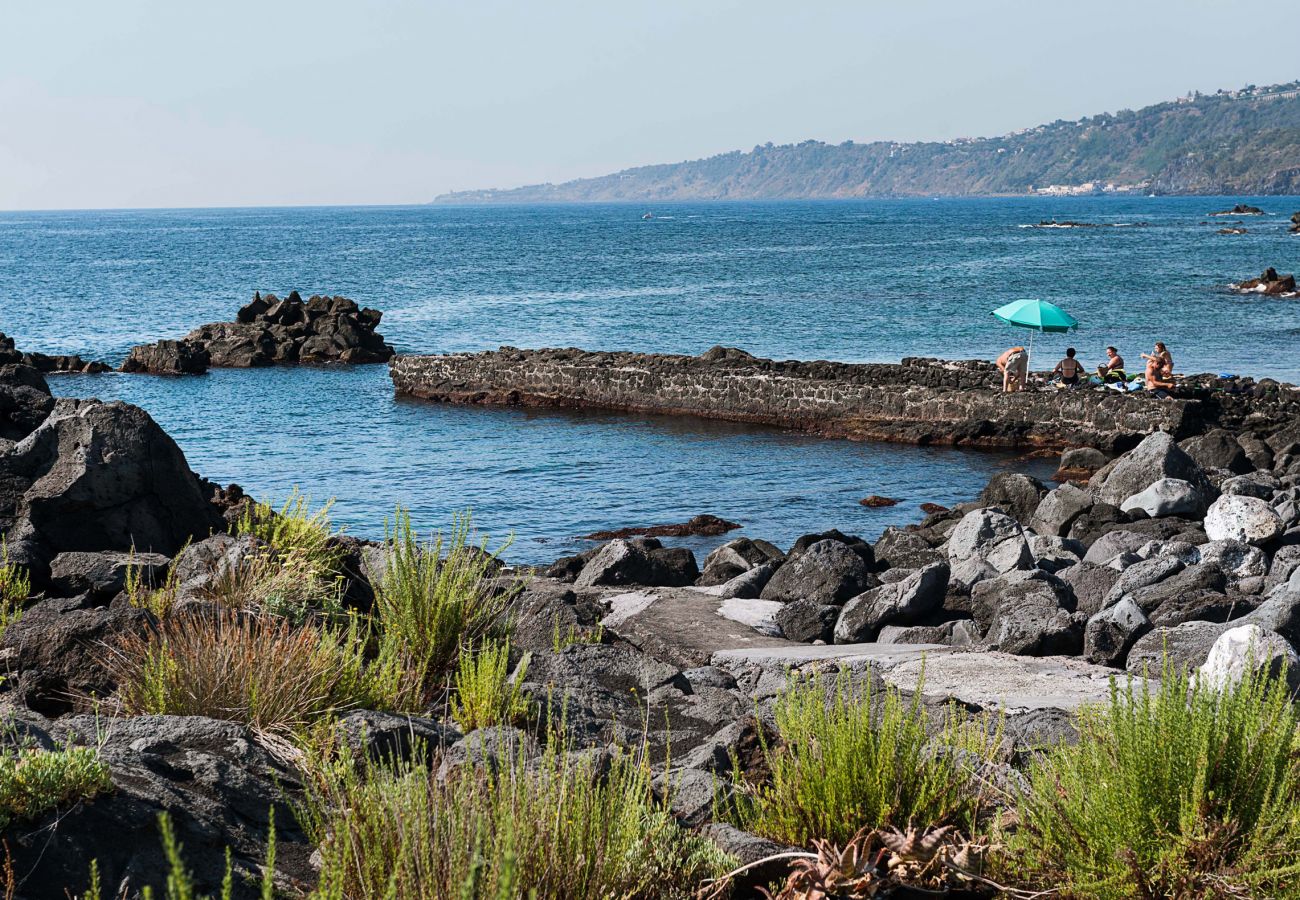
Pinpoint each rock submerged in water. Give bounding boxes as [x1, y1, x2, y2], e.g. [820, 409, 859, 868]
[859, 495, 899, 507]
[581, 514, 741, 541]
[121, 291, 395, 373]
[1210, 203, 1265, 216]
[0, 332, 109, 374]
[1231, 267, 1298, 298]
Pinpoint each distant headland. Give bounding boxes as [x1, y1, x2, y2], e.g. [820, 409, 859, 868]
[434, 81, 1300, 203]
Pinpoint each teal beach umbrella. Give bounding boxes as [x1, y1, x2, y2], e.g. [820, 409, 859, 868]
[992, 299, 1079, 375]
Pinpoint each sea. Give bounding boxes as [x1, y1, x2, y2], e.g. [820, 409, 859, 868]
[1, 197, 1297, 563]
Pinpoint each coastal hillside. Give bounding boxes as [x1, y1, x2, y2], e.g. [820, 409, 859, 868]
[436, 81, 1300, 202]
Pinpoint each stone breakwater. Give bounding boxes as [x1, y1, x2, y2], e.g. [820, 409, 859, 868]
[389, 346, 1300, 452]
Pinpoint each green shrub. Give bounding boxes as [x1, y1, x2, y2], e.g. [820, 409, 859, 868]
[451, 641, 531, 732]
[727, 668, 997, 847]
[306, 739, 731, 900]
[195, 550, 342, 623]
[1010, 667, 1300, 898]
[234, 490, 345, 584]
[125, 542, 186, 619]
[0, 744, 112, 829]
[106, 609, 421, 733]
[551, 618, 603, 652]
[0, 539, 30, 633]
[371, 509, 513, 704]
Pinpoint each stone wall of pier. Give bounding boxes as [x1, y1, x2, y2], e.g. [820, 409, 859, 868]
[387, 348, 1249, 451]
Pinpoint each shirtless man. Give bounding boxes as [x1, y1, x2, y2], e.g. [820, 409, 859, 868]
[1096, 346, 1125, 382]
[1141, 342, 1173, 379]
[996, 345, 1029, 392]
[1051, 347, 1084, 386]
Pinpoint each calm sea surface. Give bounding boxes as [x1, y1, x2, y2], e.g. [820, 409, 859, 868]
[2, 198, 1296, 561]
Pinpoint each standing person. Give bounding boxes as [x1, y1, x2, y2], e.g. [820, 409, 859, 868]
[1096, 346, 1125, 382]
[1052, 347, 1084, 386]
[996, 345, 1029, 392]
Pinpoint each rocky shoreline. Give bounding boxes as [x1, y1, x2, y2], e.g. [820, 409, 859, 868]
[390, 345, 1300, 453]
[4, 347, 1300, 895]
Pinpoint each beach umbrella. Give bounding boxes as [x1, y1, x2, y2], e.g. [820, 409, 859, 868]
[992, 298, 1079, 374]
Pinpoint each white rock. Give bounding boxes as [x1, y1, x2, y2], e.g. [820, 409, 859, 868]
[1204, 495, 1284, 546]
[1197, 539, 1267, 580]
[1198, 624, 1300, 693]
[1120, 478, 1205, 518]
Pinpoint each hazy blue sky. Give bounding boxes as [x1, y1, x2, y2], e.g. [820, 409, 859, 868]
[3, 0, 1297, 209]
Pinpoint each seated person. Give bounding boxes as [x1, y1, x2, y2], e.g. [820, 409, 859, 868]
[1145, 354, 1175, 391]
[996, 345, 1029, 392]
[1140, 341, 1173, 380]
[1096, 346, 1125, 382]
[1051, 347, 1084, 386]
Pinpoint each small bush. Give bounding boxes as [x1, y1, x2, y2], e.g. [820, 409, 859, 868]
[451, 641, 531, 732]
[728, 668, 997, 847]
[551, 618, 604, 652]
[0, 539, 30, 633]
[0, 745, 112, 829]
[307, 739, 731, 900]
[1010, 666, 1300, 898]
[106, 609, 420, 733]
[196, 550, 342, 623]
[371, 509, 513, 703]
[235, 490, 344, 583]
[125, 543, 186, 619]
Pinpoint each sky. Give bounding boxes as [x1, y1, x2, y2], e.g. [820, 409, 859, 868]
[2, 0, 1298, 210]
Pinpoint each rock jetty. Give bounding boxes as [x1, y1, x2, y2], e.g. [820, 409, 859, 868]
[122, 292, 394, 374]
[390, 346, 1300, 453]
[5, 359, 1300, 894]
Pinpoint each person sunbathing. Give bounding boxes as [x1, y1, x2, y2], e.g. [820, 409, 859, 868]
[996, 345, 1028, 392]
[1052, 347, 1084, 386]
[1096, 346, 1125, 382]
[1141, 341, 1173, 379]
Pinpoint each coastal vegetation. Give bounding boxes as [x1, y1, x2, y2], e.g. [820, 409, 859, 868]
[304, 740, 731, 900]
[0, 743, 111, 831]
[436, 80, 1300, 201]
[726, 669, 998, 847]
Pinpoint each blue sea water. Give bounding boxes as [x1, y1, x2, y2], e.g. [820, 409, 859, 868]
[1, 198, 1296, 561]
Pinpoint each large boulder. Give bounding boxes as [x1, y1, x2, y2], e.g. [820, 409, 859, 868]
[775, 599, 838, 643]
[8, 715, 312, 899]
[759, 539, 875, 605]
[1120, 478, 1206, 519]
[119, 340, 210, 376]
[0, 364, 55, 442]
[48, 550, 169, 601]
[0, 399, 223, 583]
[978, 473, 1047, 525]
[946, 508, 1033, 590]
[1197, 539, 1267, 581]
[697, 537, 784, 586]
[0, 596, 153, 715]
[1204, 495, 1284, 546]
[1126, 620, 1235, 677]
[1103, 555, 1185, 608]
[1058, 562, 1121, 618]
[972, 570, 1081, 656]
[872, 527, 943, 570]
[1030, 483, 1093, 537]
[833, 563, 949, 643]
[1084, 597, 1151, 667]
[1179, 429, 1252, 475]
[1092, 432, 1210, 508]
[573, 539, 697, 588]
[1197, 624, 1300, 694]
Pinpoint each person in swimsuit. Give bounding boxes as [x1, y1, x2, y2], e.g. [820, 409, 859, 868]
[1141, 342, 1173, 379]
[1143, 342, 1175, 390]
[996, 345, 1029, 392]
[1052, 347, 1084, 386]
[1097, 346, 1125, 382]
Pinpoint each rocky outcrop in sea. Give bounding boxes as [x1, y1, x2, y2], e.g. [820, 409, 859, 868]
[1231, 267, 1298, 297]
[0, 333, 109, 374]
[122, 292, 394, 374]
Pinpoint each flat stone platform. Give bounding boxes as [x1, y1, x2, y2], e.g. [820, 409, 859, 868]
[390, 347, 1300, 451]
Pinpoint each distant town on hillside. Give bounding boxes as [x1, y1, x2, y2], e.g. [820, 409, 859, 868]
[436, 81, 1300, 202]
